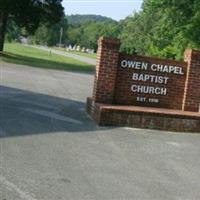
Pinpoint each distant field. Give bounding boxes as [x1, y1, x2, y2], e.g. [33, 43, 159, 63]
[54, 47, 97, 59]
[0, 43, 95, 72]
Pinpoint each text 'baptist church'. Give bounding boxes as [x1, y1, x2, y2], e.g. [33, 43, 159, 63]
[120, 59, 185, 96]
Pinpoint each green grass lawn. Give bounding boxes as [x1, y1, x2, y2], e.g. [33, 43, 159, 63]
[54, 47, 97, 59]
[0, 43, 95, 72]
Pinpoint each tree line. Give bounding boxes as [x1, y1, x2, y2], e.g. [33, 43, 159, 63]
[2, 0, 200, 60]
[5, 14, 120, 51]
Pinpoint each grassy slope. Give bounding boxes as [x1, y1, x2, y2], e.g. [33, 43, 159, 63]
[54, 47, 97, 59]
[0, 43, 94, 72]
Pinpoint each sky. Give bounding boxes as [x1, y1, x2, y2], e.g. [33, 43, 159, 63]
[62, 0, 143, 21]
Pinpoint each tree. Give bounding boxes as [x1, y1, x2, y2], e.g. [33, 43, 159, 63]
[119, 0, 200, 60]
[0, 0, 64, 51]
[5, 19, 21, 42]
[67, 26, 83, 46]
[66, 21, 120, 51]
[30, 16, 68, 46]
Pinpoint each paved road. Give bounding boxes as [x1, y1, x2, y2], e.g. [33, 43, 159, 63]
[0, 62, 200, 200]
[31, 45, 97, 65]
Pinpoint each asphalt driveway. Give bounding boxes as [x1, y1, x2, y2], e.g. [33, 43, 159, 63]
[0, 62, 200, 200]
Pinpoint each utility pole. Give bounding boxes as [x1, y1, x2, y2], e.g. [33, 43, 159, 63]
[59, 27, 63, 48]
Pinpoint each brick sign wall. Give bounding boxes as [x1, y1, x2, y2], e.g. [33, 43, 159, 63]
[92, 37, 200, 112]
[115, 54, 188, 110]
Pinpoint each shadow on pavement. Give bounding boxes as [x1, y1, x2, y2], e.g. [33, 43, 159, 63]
[0, 86, 109, 138]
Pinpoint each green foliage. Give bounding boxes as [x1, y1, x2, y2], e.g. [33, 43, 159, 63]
[61, 15, 119, 51]
[0, 0, 64, 33]
[0, 0, 64, 51]
[5, 14, 120, 51]
[5, 19, 21, 42]
[30, 17, 68, 46]
[66, 26, 83, 46]
[120, 0, 200, 60]
[67, 21, 120, 50]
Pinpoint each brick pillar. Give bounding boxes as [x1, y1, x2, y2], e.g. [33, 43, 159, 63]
[183, 49, 200, 112]
[92, 37, 120, 104]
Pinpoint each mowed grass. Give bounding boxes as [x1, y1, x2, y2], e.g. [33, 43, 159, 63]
[0, 43, 95, 72]
[54, 47, 97, 59]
